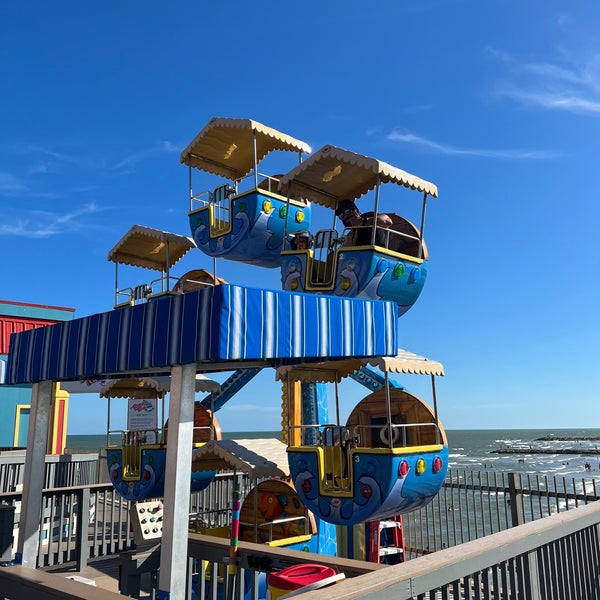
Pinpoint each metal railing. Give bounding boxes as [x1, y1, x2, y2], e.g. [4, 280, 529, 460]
[0, 471, 249, 570]
[0, 452, 99, 493]
[403, 468, 600, 558]
[1, 467, 599, 599]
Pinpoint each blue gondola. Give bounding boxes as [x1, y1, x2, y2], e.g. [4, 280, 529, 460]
[277, 353, 448, 526]
[278, 145, 438, 316]
[181, 118, 312, 268]
[104, 377, 222, 501]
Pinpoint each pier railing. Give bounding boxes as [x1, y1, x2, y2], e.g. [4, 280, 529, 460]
[0, 471, 251, 570]
[0, 451, 100, 493]
[1, 468, 598, 571]
[403, 468, 600, 558]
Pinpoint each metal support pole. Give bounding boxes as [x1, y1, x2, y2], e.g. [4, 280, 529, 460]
[106, 397, 111, 447]
[385, 372, 393, 449]
[431, 375, 440, 444]
[16, 380, 53, 567]
[372, 178, 381, 246]
[157, 363, 197, 600]
[188, 162, 193, 210]
[418, 192, 428, 259]
[165, 240, 171, 292]
[114, 261, 119, 307]
[253, 131, 258, 188]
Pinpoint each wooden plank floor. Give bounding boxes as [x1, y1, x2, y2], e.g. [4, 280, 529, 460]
[44, 555, 154, 597]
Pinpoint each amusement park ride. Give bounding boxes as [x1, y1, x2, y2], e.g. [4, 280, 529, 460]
[101, 117, 447, 563]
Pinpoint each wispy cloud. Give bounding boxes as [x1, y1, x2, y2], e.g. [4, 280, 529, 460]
[16, 140, 180, 174]
[489, 47, 600, 115]
[387, 131, 558, 160]
[19, 144, 97, 169]
[112, 140, 180, 171]
[0, 172, 30, 194]
[0, 202, 103, 238]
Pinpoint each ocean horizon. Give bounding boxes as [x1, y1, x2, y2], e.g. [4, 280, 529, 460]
[66, 427, 600, 479]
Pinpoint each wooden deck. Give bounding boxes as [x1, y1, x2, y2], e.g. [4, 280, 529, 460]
[44, 554, 154, 597]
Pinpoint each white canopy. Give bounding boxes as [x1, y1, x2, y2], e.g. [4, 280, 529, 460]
[107, 225, 196, 272]
[278, 145, 438, 211]
[191, 438, 290, 478]
[99, 375, 221, 399]
[275, 349, 444, 383]
[180, 117, 312, 180]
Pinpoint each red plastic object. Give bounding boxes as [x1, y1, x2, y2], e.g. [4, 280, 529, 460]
[267, 564, 336, 591]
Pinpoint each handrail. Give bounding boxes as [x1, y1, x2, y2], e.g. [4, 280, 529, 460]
[341, 225, 423, 258]
[0, 565, 125, 600]
[290, 499, 600, 600]
[288, 422, 440, 450]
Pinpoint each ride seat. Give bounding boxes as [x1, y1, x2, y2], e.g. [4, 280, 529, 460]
[310, 230, 339, 285]
[211, 184, 235, 203]
[387, 215, 428, 259]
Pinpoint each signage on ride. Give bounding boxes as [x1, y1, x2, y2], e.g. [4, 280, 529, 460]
[127, 398, 158, 443]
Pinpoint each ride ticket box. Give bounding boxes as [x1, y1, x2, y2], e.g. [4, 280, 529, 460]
[130, 500, 163, 545]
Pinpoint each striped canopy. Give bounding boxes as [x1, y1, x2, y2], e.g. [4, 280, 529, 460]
[5, 284, 398, 384]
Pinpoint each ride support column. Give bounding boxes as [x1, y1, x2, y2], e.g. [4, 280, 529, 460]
[157, 363, 197, 600]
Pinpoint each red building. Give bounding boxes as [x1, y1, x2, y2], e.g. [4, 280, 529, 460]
[0, 300, 75, 452]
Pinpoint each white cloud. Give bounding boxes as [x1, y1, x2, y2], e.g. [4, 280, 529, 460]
[0, 172, 30, 194]
[20, 144, 96, 168]
[387, 130, 558, 160]
[489, 47, 600, 115]
[112, 140, 180, 170]
[0, 202, 102, 238]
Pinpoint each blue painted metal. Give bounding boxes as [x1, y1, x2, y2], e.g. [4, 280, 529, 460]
[106, 447, 216, 501]
[281, 247, 427, 315]
[349, 366, 404, 393]
[288, 447, 449, 526]
[200, 369, 261, 413]
[5, 284, 398, 385]
[190, 191, 310, 269]
[299, 382, 337, 555]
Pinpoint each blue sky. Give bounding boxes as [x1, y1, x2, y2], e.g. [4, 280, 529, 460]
[1, 1, 598, 434]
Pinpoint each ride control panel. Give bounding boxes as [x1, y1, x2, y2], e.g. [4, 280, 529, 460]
[130, 500, 164, 544]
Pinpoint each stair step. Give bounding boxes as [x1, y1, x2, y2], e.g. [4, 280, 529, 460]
[379, 520, 402, 529]
[379, 547, 404, 556]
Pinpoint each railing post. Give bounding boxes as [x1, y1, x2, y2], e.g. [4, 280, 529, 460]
[75, 487, 90, 571]
[0, 503, 15, 563]
[524, 550, 542, 600]
[508, 472, 524, 526]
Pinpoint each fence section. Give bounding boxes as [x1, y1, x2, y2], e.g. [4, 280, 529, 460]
[403, 468, 600, 558]
[1, 468, 598, 574]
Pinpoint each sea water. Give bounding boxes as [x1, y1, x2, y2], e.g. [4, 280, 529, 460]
[66, 428, 600, 478]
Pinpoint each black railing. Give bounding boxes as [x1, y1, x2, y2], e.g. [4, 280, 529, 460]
[1, 468, 598, 571]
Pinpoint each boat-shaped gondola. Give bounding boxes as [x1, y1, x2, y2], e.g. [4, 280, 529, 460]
[277, 351, 448, 525]
[181, 118, 312, 268]
[104, 375, 222, 501]
[278, 145, 438, 315]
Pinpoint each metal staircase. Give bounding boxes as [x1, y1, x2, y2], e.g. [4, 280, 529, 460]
[366, 515, 405, 564]
[200, 368, 262, 412]
[349, 366, 404, 393]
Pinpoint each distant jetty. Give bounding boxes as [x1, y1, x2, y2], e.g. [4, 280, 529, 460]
[493, 448, 600, 456]
[492, 436, 600, 455]
[534, 436, 600, 442]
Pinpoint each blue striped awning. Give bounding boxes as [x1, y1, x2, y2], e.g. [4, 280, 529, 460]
[5, 284, 397, 384]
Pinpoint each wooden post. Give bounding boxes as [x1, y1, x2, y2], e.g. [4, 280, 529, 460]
[508, 472, 524, 526]
[157, 363, 196, 600]
[17, 380, 53, 567]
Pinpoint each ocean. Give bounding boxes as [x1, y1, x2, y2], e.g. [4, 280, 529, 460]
[66, 428, 600, 478]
